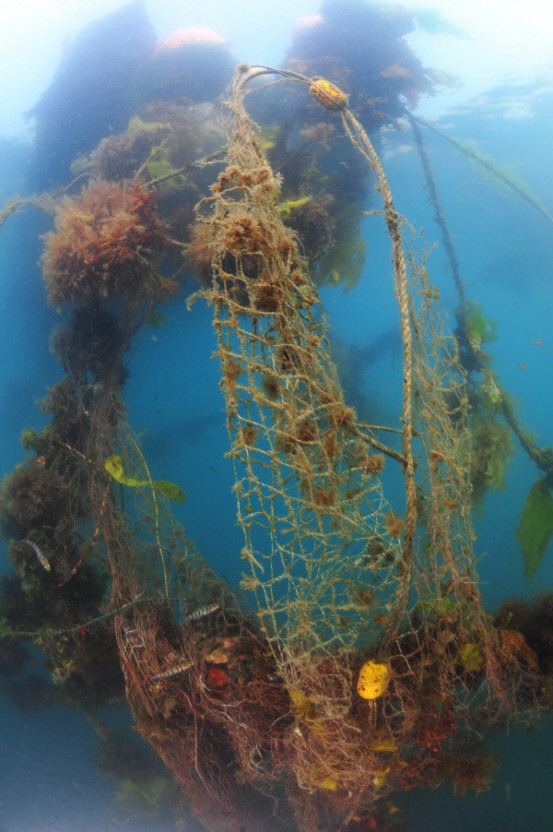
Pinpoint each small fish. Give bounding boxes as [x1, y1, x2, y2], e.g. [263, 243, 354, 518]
[182, 603, 219, 624]
[21, 538, 51, 571]
[517, 365, 528, 370]
[152, 660, 192, 681]
[530, 340, 543, 345]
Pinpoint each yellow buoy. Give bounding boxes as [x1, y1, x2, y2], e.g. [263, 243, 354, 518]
[309, 77, 349, 111]
[357, 660, 389, 700]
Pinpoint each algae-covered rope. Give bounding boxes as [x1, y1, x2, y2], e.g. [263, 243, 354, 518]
[340, 108, 417, 581]
[409, 110, 553, 484]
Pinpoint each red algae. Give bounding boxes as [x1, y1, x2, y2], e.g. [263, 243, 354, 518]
[42, 181, 172, 305]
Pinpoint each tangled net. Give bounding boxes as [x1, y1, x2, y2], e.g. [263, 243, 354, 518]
[99, 68, 539, 831]
[3, 66, 541, 832]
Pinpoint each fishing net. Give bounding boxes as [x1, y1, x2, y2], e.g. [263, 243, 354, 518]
[102, 67, 536, 830]
[1, 65, 540, 832]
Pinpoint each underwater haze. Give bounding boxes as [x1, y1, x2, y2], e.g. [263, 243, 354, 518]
[1, 1, 553, 830]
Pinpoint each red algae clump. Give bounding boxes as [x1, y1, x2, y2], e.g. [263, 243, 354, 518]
[42, 181, 171, 305]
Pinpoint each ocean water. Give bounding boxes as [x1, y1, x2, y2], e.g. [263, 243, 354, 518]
[1, 2, 553, 830]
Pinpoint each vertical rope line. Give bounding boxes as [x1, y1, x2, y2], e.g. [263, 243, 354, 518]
[407, 112, 466, 308]
[341, 109, 417, 584]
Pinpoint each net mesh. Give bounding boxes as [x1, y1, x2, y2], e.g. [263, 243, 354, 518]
[199, 115, 405, 655]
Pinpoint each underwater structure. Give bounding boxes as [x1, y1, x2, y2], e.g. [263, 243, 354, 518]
[2, 1, 553, 830]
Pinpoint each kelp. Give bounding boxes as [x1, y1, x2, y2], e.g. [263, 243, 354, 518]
[104, 454, 186, 504]
[517, 478, 553, 580]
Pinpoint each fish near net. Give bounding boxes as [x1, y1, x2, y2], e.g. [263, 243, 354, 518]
[96, 430, 292, 831]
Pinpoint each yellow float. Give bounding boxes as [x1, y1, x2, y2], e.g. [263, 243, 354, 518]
[357, 660, 389, 726]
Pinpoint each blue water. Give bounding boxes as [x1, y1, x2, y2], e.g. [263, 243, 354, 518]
[2, 5, 553, 831]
